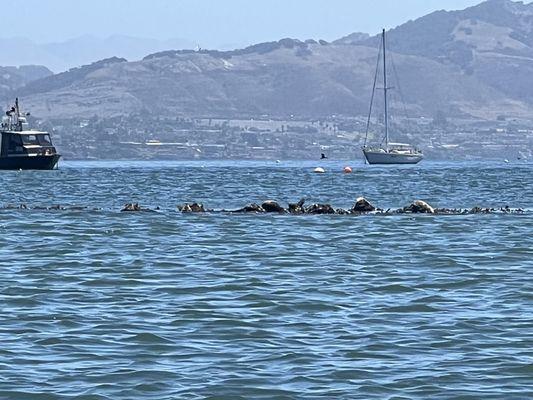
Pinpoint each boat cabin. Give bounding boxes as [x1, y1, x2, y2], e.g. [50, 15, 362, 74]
[0, 130, 57, 157]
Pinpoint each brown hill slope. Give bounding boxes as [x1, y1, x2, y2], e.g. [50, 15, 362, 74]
[11, 38, 529, 120]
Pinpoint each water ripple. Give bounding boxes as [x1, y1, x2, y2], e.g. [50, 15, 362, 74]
[0, 161, 532, 399]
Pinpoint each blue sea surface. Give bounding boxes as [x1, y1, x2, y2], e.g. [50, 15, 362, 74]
[0, 160, 532, 399]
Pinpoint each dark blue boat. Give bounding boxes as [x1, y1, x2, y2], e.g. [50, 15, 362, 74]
[0, 99, 60, 170]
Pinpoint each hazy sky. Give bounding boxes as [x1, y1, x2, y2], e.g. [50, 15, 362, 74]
[11, 0, 486, 47]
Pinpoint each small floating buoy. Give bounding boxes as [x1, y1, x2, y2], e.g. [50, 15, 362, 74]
[276, 160, 281, 164]
[343, 166, 352, 173]
[314, 167, 325, 173]
[504, 159, 509, 163]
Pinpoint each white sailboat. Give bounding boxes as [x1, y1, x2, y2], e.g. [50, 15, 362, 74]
[362, 29, 423, 165]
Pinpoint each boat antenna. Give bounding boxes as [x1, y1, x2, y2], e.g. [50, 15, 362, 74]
[15, 97, 20, 118]
[382, 29, 389, 151]
[363, 36, 383, 148]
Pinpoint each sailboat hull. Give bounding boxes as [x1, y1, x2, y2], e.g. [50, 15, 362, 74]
[363, 149, 423, 165]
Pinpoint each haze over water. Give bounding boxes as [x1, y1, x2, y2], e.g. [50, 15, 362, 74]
[0, 160, 532, 399]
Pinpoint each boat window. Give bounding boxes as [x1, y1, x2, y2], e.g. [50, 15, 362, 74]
[8, 135, 24, 153]
[39, 134, 52, 145]
[22, 135, 39, 144]
[21, 134, 52, 145]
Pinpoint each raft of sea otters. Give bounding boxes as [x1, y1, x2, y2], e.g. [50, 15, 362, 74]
[0, 198, 525, 214]
[119, 198, 525, 215]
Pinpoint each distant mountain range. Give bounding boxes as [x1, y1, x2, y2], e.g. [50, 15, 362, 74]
[3, 0, 533, 121]
[0, 35, 196, 72]
[0, 65, 53, 99]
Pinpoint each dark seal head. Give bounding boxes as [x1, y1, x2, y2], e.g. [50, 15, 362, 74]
[288, 198, 305, 214]
[351, 197, 376, 213]
[403, 200, 435, 214]
[261, 200, 286, 213]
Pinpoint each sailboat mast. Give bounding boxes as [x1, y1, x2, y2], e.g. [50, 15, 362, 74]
[382, 29, 389, 150]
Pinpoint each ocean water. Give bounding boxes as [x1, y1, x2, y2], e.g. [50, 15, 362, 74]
[0, 160, 532, 399]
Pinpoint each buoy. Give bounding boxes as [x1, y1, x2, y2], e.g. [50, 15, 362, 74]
[276, 160, 281, 164]
[504, 159, 509, 163]
[343, 166, 352, 173]
[314, 167, 325, 173]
